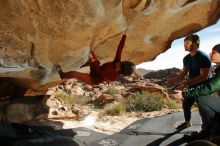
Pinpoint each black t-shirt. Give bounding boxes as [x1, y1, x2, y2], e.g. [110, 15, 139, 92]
[183, 50, 211, 79]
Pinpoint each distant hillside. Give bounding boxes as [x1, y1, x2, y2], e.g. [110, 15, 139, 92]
[143, 67, 180, 80]
[135, 68, 154, 78]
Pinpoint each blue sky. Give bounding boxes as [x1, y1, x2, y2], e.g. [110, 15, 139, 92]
[137, 20, 220, 70]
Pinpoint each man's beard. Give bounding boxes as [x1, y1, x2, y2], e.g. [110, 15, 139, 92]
[185, 47, 190, 51]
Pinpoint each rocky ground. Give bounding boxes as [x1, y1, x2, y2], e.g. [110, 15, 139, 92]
[0, 68, 184, 135]
[54, 108, 182, 135]
[45, 78, 172, 120]
[37, 75, 183, 135]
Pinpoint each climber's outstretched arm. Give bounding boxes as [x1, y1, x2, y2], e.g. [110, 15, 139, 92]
[114, 34, 126, 63]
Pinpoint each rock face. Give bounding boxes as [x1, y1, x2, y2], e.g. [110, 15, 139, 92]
[5, 95, 49, 123]
[0, 0, 220, 83]
[143, 67, 180, 80]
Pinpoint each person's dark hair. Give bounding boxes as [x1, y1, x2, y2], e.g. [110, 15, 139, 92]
[212, 44, 220, 53]
[184, 34, 200, 46]
[120, 61, 135, 76]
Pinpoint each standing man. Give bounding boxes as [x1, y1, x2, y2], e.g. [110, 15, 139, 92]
[172, 44, 220, 144]
[167, 34, 211, 129]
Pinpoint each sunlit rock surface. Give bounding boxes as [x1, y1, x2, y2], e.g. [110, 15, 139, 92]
[1, 0, 220, 83]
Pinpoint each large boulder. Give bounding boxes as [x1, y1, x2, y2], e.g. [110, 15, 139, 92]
[0, 0, 220, 84]
[4, 95, 49, 123]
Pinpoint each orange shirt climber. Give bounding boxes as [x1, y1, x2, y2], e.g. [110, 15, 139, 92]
[56, 34, 135, 85]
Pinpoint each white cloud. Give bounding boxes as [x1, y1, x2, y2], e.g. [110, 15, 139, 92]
[137, 21, 220, 70]
[137, 34, 220, 70]
[137, 44, 187, 70]
[204, 27, 220, 33]
[200, 36, 220, 54]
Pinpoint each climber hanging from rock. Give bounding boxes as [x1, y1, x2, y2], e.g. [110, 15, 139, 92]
[55, 34, 135, 85]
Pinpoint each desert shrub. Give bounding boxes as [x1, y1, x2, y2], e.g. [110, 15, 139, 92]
[163, 98, 181, 109]
[56, 93, 90, 105]
[126, 92, 164, 112]
[73, 95, 90, 105]
[55, 93, 75, 104]
[105, 87, 120, 95]
[102, 101, 126, 116]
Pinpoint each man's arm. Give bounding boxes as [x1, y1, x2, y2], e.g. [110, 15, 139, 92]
[166, 67, 188, 86]
[182, 67, 220, 98]
[89, 51, 100, 62]
[182, 76, 220, 98]
[89, 51, 102, 75]
[184, 68, 210, 86]
[113, 34, 126, 62]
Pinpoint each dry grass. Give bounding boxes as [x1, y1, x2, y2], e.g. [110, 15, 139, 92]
[101, 101, 126, 116]
[56, 93, 89, 105]
[105, 87, 120, 95]
[126, 92, 164, 112]
[163, 98, 182, 109]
